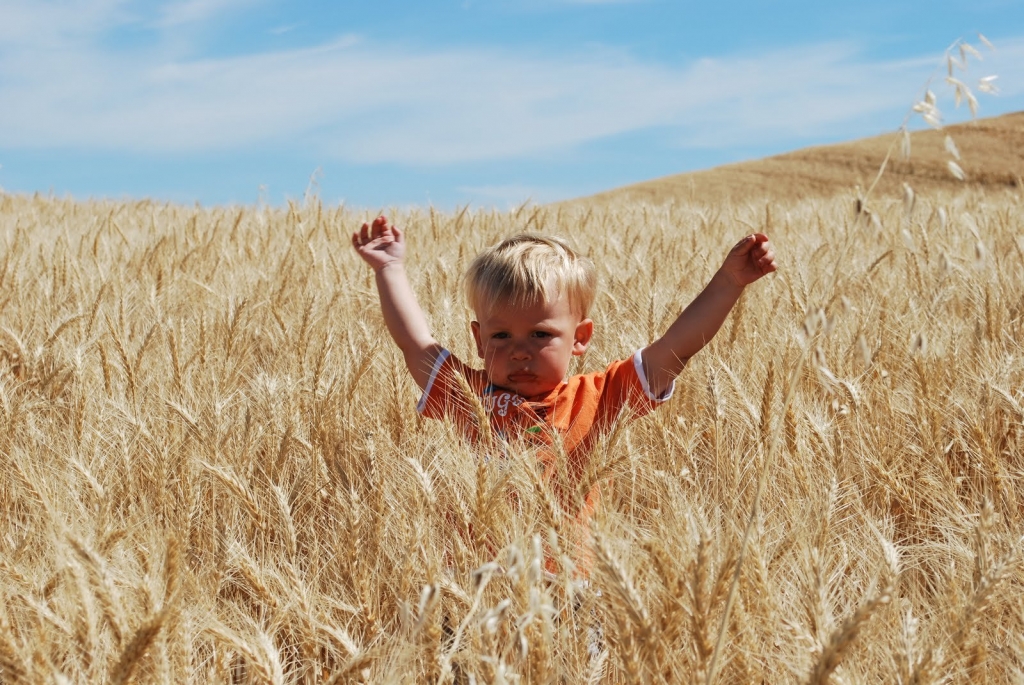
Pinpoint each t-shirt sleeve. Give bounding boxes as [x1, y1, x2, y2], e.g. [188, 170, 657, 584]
[598, 349, 674, 419]
[630, 348, 674, 403]
[415, 349, 488, 422]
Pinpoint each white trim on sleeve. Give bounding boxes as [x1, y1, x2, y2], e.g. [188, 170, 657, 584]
[416, 349, 452, 414]
[633, 349, 674, 402]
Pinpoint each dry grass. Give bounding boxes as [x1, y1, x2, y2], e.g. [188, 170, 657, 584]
[569, 110, 1024, 208]
[0, 186, 1022, 683]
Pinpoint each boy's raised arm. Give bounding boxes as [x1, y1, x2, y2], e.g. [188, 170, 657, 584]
[641, 233, 777, 399]
[352, 216, 443, 391]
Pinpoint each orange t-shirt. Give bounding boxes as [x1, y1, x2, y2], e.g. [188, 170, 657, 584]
[416, 349, 673, 571]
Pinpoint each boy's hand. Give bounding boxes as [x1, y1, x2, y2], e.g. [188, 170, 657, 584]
[641, 233, 777, 397]
[352, 214, 441, 390]
[719, 233, 777, 288]
[352, 215, 406, 272]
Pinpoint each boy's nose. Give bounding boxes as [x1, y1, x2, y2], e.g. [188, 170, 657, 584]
[509, 344, 531, 360]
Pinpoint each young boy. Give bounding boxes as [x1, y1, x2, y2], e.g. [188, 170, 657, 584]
[352, 216, 776, 565]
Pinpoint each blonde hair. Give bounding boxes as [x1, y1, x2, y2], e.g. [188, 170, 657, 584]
[465, 234, 597, 317]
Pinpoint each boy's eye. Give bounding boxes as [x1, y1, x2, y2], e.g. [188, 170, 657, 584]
[532, 331, 552, 338]
[492, 332, 510, 339]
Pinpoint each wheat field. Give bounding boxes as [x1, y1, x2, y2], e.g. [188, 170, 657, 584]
[0, 186, 1022, 683]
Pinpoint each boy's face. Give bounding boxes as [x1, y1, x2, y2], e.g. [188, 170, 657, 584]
[471, 292, 593, 398]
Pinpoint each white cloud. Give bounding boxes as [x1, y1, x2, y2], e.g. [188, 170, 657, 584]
[1, 3, 1022, 166]
[456, 183, 565, 207]
[156, 0, 261, 27]
[0, 0, 133, 45]
[268, 23, 299, 35]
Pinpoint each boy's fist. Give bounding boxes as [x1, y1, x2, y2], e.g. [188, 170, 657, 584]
[352, 215, 406, 272]
[721, 233, 777, 287]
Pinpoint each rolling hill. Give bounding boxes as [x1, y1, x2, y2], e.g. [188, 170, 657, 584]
[567, 110, 1024, 207]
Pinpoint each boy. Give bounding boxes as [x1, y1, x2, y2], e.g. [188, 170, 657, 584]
[352, 216, 776, 565]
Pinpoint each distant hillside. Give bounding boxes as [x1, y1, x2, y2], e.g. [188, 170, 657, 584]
[566, 111, 1024, 207]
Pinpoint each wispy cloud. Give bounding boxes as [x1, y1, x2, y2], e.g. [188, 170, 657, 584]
[456, 183, 563, 206]
[0, 0, 133, 45]
[559, 0, 645, 4]
[1, 2, 1021, 166]
[156, 0, 262, 27]
[268, 23, 300, 35]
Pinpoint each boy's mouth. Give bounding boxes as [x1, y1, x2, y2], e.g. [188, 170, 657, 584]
[507, 372, 536, 383]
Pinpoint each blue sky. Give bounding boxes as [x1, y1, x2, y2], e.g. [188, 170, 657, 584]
[1, 0, 1022, 209]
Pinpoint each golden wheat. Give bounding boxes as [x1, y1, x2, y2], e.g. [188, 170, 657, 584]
[0, 187, 1021, 682]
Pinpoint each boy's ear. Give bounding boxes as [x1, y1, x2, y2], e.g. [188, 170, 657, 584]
[471, 321, 484, 359]
[572, 318, 594, 356]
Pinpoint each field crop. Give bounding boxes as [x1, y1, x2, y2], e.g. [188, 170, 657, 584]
[0, 188, 1022, 683]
